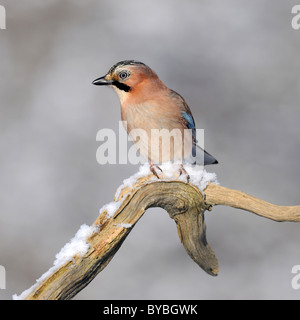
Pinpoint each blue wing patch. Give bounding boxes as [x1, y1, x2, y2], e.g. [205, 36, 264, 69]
[181, 112, 218, 165]
[181, 111, 197, 144]
[181, 111, 195, 129]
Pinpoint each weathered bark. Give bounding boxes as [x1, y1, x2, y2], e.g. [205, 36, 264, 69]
[22, 174, 300, 300]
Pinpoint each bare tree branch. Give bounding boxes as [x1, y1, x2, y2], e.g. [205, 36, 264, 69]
[18, 174, 300, 300]
[205, 183, 300, 222]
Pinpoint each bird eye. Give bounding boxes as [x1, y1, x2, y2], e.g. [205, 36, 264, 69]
[119, 71, 129, 80]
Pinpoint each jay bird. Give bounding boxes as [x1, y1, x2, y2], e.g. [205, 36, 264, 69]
[93, 60, 218, 179]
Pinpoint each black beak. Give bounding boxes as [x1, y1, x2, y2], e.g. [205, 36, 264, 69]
[92, 76, 114, 86]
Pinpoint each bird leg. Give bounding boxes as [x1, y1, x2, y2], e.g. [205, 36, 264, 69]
[178, 164, 190, 183]
[150, 163, 162, 179]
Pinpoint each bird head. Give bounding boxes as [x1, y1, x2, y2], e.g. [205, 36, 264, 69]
[92, 60, 163, 102]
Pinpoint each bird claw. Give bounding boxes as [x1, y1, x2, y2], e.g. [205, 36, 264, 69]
[178, 165, 190, 183]
[150, 163, 190, 183]
[150, 164, 163, 179]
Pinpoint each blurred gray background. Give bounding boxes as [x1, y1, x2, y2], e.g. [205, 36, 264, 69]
[0, 0, 299, 300]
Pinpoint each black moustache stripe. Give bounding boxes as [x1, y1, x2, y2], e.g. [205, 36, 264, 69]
[112, 81, 131, 92]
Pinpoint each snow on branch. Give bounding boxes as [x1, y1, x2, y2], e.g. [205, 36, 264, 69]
[13, 163, 300, 300]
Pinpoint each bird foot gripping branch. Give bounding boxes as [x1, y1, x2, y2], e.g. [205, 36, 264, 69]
[149, 163, 190, 182]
